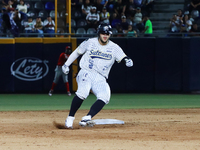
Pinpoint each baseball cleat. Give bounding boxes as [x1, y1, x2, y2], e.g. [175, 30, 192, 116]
[65, 116, 75, 129]
[48, 90, 53, 96]
[67, 91, 71, 96]
[79, 120, 96, 127]
[79, 115, 95, 127]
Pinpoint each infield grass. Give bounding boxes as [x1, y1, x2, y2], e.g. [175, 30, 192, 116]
[0, 93, 200, 111]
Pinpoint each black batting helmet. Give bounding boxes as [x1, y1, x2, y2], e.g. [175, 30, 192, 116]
[97, 23, 112, 36]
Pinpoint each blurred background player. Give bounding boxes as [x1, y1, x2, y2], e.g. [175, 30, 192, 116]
[49, 46, 72, 96]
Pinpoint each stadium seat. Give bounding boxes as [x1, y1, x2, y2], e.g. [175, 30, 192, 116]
[38, 10, 48, 20]
[34, 2, 44, 11]
[112, 28, 118, 34]
[59, 10, 66, 18]
[57, 3, 65, 10]
[27, 10, 37, 18]
[65, 28, 76, 34]
[25, 1, 33, 10]
[126, 18, 132, 25]
[76, 28, 86, 35]
[57, 19, 65, 28]
[87, 28, 96, 34]
[57, 28, 64, 34]
[21, 19, 28, 26]
[71, 10, 82, 19]
[49, 10, 59, 18]
[71, 28, 75, 34]
[45, 2, 55, 10]
[76, 19, 87, 28]
[71, 19, 76, 28]
[70, 28, 76, 37]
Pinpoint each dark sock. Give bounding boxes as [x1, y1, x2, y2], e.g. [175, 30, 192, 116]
[69, 95, 83, 116]
[87, 100, 106, 118]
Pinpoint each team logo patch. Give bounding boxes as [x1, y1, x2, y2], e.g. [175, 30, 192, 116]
[10, 57, 49, 81]
[89, 50, 112, 60]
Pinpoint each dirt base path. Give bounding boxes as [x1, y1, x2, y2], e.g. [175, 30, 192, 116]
[0, 109, 200, 150]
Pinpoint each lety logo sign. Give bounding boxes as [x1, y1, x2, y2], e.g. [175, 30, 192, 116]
[10, 57, 49, 81]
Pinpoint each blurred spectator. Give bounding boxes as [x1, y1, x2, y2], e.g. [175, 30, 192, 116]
[143, 0, 154, 16]
[11, 8, 21, 29]
[125, 24, 138, 37]
[24, 16, 34, 37]
[133, 7, 144, 32]
[189, 22, 200, 36]
[44, 16, 55, 37]
[2, 7, 19, 37]
[168, 9, 184, 33]
[34, 16, 43, 37]
[2, 8, 11, 35]
[12, 0, 18, 9]
[177, 9, 184, 21]
[72, 0, 80, 6]
[134, 0, 144, 8]
[120, 15, 129, 31]
[16, 0, 27, 20]
[110, 12, 121, 28]
[4, 0, 15, 12]
[93, 0, 103, 14]
[169, 14, 181, 33]
[107, 0, 115, 13]
[180, 14, 193, 33]
[2, 0, 9, 5]
[188, 0, 200, 13]
[116, 25, 124, 37]
[125, 0, 136, 20]
[72, 0, 82, 11]
[16, 0, 27, 13]
[190, 9, 199, 20]
[81, 0, 92, 17]
[142, 15, 152, 36]
[101, 0, 108, 7]
[114, 0, 126, 19]
[100, 7, 110, 24]
[86, 6, 99, 29]
[0, 9, 3, 27]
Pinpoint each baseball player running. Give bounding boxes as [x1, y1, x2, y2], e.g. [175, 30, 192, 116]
[62, 23, 133, 128]
[49, 46, 72, 96]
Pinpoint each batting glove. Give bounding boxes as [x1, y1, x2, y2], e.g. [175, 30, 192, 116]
[62, 64, 70, 74]
[125, 58, 133, 67]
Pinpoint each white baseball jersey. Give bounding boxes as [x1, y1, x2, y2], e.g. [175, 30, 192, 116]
[76, 37, 127, 79]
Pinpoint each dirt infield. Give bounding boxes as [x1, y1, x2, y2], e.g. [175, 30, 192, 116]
[0, 109, 200, 150]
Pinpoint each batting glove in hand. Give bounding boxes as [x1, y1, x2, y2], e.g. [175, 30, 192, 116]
[62, 64, 70, 74]
[125, 58, 133, 67]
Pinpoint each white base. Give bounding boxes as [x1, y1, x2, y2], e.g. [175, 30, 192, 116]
[93, 119, 125, 125]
